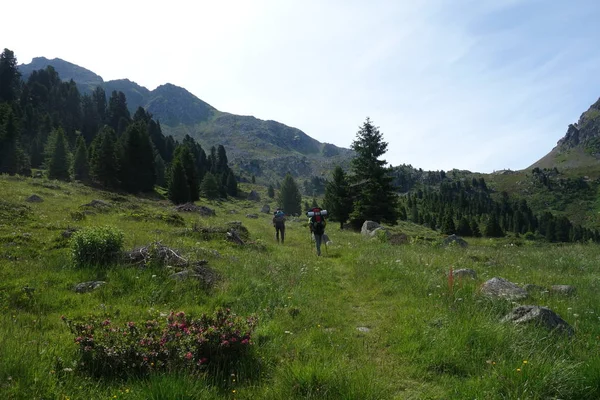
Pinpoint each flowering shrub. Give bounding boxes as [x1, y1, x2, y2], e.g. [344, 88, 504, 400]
[62, 308, 257, 376]
[70, 225, 124, 266]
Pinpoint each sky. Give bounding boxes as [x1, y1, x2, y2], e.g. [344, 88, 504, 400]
[3, 0, 600, 173]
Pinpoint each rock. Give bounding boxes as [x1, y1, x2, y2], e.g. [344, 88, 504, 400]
[361, 221, 380, 236]
[550, 285, 576, 295]
[356, 326, 371, 333]
[73, 281, 106, 293]
[170, 265, 220, 287]
[229, 209, 238, 214]
[261, 204, 271, 213]
[247, 190, 261, 201]
[452, 268, 477, 279]
[369, 227, 390, 239]
[170, 270, 195, 281]
[26, 194, 43, 203]
[389, 233, 409, 245]
[61, 227, 79, 238]
[501, 305, 574, 336]
[82, 199, 111, 208]
[523, 284, 546, 293]
[175, 203, 215, 216]
[480, 277, 528, 301]
[443, 234, 468, 248]
[246, 213, 259, 219]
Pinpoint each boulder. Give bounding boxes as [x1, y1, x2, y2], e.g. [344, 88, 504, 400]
[501, 305, 574, 336]
[361, 220, 380, 236]
[389, 233, 409, 245]
[246, 213, 258, 219]
[26, 194, 44, 203]
[247, 190, 261, 201]
[82, 199, 111, 209]
[175, 203, 215, 216]
[443, 234, 468, 248]
[480, 277, 528, 301]
[73, 281, 106, 293]
[261, 204, 271, 213]
[452, 268, 477, 279]
[550, 285, 576, 295]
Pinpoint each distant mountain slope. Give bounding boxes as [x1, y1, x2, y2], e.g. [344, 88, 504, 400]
[530, 98, 600, 175]
[18, 57, 353, 180]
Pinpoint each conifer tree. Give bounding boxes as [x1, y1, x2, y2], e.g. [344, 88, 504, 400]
[0, 49, 21, 102]
[46, 128, 71, 181]
[200, 172, 220, 199]
[226, 170, 238, 197]
[324, 165, 352, 229]
[72, 135, 89, 181]
[484, 213, 504, 237]
[0, 104, 29, 175]
[456, 216, 472, 236]
[349, 117, 398, 227]
[168, 157, 190, 204]
[120, 122, 156, 192]
[470, 218, 482, 237]
[173, 146, 199, 202]
[90, 127, 120, 188]
[155, 154, 166, 187]
[267, 184, 275, 198]
[441, 210, 456, 235]
[278, 173, 302, 215]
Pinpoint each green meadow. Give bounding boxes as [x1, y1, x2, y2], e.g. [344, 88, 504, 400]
[1, 174, 599, 399]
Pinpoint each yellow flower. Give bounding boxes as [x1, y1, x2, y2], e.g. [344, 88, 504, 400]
[125, 389, 130, 393]
[232, 390, 236, 393]
[523, 360, 528, 364]
[516, 368, 521, 372]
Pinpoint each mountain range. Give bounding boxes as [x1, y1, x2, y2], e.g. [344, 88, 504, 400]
[18, 57, 354, 183]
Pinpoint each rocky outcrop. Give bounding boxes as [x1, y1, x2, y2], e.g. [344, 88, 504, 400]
[480, 277, 528, 301]
[501, 305, 574, 336]
[443, 234, 468, 248]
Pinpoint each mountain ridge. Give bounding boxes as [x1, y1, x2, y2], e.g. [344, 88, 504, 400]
[18, 57, 353, 181]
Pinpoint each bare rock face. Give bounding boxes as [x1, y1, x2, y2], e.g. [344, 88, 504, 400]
[443, 234, 468, 248]
[480, 277, 528, 301]
[361, 221, 380, 236]
[501, 305, 574, 336]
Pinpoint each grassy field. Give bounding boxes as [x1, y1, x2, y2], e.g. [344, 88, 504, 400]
[1, 174, 600, 399]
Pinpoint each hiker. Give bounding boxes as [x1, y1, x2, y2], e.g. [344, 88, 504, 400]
[308, 207, 327, 256]
[273, 209, 286, 244]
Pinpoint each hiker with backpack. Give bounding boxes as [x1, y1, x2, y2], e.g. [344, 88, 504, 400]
[273, 209, 286, 244]
[308, 208, 327, 256]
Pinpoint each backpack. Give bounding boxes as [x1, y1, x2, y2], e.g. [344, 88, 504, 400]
[310, 208, 326, 234]
[274, 210, 285, 224]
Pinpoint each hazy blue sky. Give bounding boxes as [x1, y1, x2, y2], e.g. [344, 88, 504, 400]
[3, 0, 600, 172]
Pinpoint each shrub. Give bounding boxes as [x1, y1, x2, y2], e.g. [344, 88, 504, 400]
[70, 225, 124, 266]
[62, 308, 257, 377]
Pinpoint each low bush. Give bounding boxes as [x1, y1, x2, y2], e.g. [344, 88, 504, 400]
[70, 225, 124, 266]
[62, 308, 257, 377]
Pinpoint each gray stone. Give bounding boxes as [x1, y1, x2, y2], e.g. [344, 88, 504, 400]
[261, 204, 270, 213]
[356, 326, 371, 333]
[82, 199, 111, 208]
[247, 190, 261, 201]
[443, 234, 468, 248]
[361, 220, 380, 236]
[550, 285, 576, 295]
[452, 268, 477, 279]
[26, 194, 44, 203]
[74, 281, 106, 293]
[501, 305, 574, 336]
[170, 270, 196, 281]
[480, 277, 528, 301]
[245, 213, 259, 219]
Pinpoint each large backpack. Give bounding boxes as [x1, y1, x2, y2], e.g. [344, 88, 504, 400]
[274, 210, 285, 224]
[310, 208, 326, 234]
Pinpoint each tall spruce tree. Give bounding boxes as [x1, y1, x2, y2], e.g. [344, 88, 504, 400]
[200, 172, 220, 200]
[90, 127, 120, 188]
[226, 170, 238, 197]
[0, 49, 21, 103]
[484, 213, 504, 237]
[168, 156, 190, 204]
[173, 146, 199, 202]
[278, 173, 302, 215]
[72, 135, 89, 181]
[46, 128, 71, 181]
[0, 104, 29, 175]
[155, 154, 166, 187]
[120, 122, 156, 192]
[349, 117, 398, 227]
[324, 166, 352, 229]
[267, 184, 275, 198]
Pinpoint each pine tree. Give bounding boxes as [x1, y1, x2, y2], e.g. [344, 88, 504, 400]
[120, 122, 156, 192]
[200, 172, 220, 199]
[90, 127, 120, 188]
[456, 216, 472, 236]
[72, 135, 89, 181]
[470, 219, 482, 237]
[46, 128, 71, 181]
[226, 170, 238, 197]
[267, 184, 275, 198]
[0, 104, 29, 175]
[155, 154, 166, 187]
[168, 157, 190, 204]
[278, 173, 302, 215]
[216, 145, 228, 174]
[251, 175, 256, 184]
[349, 117, 398, 228]
[107, 91, 130, 134]
[323, 165, 352, 229]
[441, 210, 456, 235]
[484, 213, 504, 237]
[173, 146, 199, 202]
[0, 49, 21, 102]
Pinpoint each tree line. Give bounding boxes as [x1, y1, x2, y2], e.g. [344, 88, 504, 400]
[0, 48, 237, 203]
